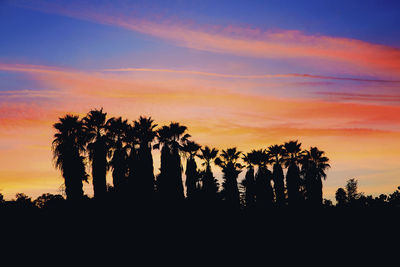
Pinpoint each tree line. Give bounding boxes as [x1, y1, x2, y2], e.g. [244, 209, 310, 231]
[334, 178, 400, 208]
[47, 108, 332, 209]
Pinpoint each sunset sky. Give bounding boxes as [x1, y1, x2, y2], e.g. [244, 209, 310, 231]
[1, 0, 400, 200]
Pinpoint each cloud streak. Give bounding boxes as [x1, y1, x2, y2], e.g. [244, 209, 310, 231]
[315, 92, 400, 103]
[103, 67, 400, 83]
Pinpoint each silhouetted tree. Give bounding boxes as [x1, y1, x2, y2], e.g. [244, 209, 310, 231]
[15, 193, 35, 209]
[301, 147, 330, 206]
[215, 148, 243, 209]
[197, 146, 220, 202]
[284, 140, 303, 206]
[323, 199, 333, 207]
[52, 115, 88, 201]
[155, 123, 189, 203]
[388, 187, 400, 207]
[83, 108, 109, 199]
[253, 149, 274, 209]
[124, 123, 140, 196]
[132, 116, 157, 201]
[267, 144, 286, 206]
[346, 178, 359, 204]
[335, 188, 347, 207]
[34, 193, 64, 209]
[182, 140, 201, 200]
[374, 194, 388, 207]
[241, 151, 256, 209]
[107, 117, 129, 194]
[334, 178, 363, 207]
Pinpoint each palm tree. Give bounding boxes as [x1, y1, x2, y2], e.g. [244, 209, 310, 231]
[83, 108, 109, 199]
[106, 117, 129, 194]
[155, 122, 190, 202]
[284, 140, 303, 206]
[124, 122, 139, 196]
[52, 115, 88, 201]
[132, 116, 157, 200]
[301, 147, 330, 206]
[253, 149, 273, 209]
[215, 147, 243, 209]
[241, 151, 257, 209]
[182, 140, 201, 199]
[197, 146, 220, 201]
[267, 144, 286, 206]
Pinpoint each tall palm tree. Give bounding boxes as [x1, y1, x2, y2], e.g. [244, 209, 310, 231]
[241, 151, 257, 209]
[106, 117, 129, 194]
[301, 147, 330, 206]
[182, 140, 201, 199]
[197, 146, 219, 201]
[253, 149, 273, 209]
[124, 122, 139, 195]
[267, 144, 286, 206]
[52, 115, 88, 201]
[215, 147, 243, 209]
[284, 140, 303, 206]
[132, 116, 157, 200]
[155, 122, 190, 202]
[83, 108, 109, 199]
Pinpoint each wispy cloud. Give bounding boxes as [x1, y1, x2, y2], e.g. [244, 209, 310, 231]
[103, 67, 400, 83]
[315, 92, 400, 103]
[0, 89, 66, 99]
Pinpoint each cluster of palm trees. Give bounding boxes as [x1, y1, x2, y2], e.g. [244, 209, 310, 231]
[52, 108, 330, 208]
[240, 144, 330, 208]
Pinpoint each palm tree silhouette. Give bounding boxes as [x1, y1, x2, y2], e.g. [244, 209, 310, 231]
[215, 147, 243, 209]
[124, 122, 139, 197]
[301, 147, 330, 206]
[253, 149, 273, 209]
[132, 116, 157, 201]
[267, 144, 286, 206]
[106, 117, 129, 194]
[155, 122, 190, 202]
[197, 146, 220, 202]
[241, 151, 257, 209]
[284, 140, 303, 206]
[83, 108, 109, 199]
[182, 140, 201, 199]
[52, 115, 88, 201]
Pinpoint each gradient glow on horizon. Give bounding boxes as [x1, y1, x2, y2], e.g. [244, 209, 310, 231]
[1, 0, 400, 200]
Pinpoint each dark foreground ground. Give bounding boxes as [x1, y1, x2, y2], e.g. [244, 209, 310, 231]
[3, 200, 400, 237]
[1, 201, 399, 264]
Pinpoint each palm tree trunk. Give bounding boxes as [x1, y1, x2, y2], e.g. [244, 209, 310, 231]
[244, 168, 255, 209]
[286, 163, 300, 206]
[92, 143, 107, 199]
[273, 163, 285, 206]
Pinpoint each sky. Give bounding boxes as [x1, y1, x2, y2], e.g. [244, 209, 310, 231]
[1, 0, 400, 200]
